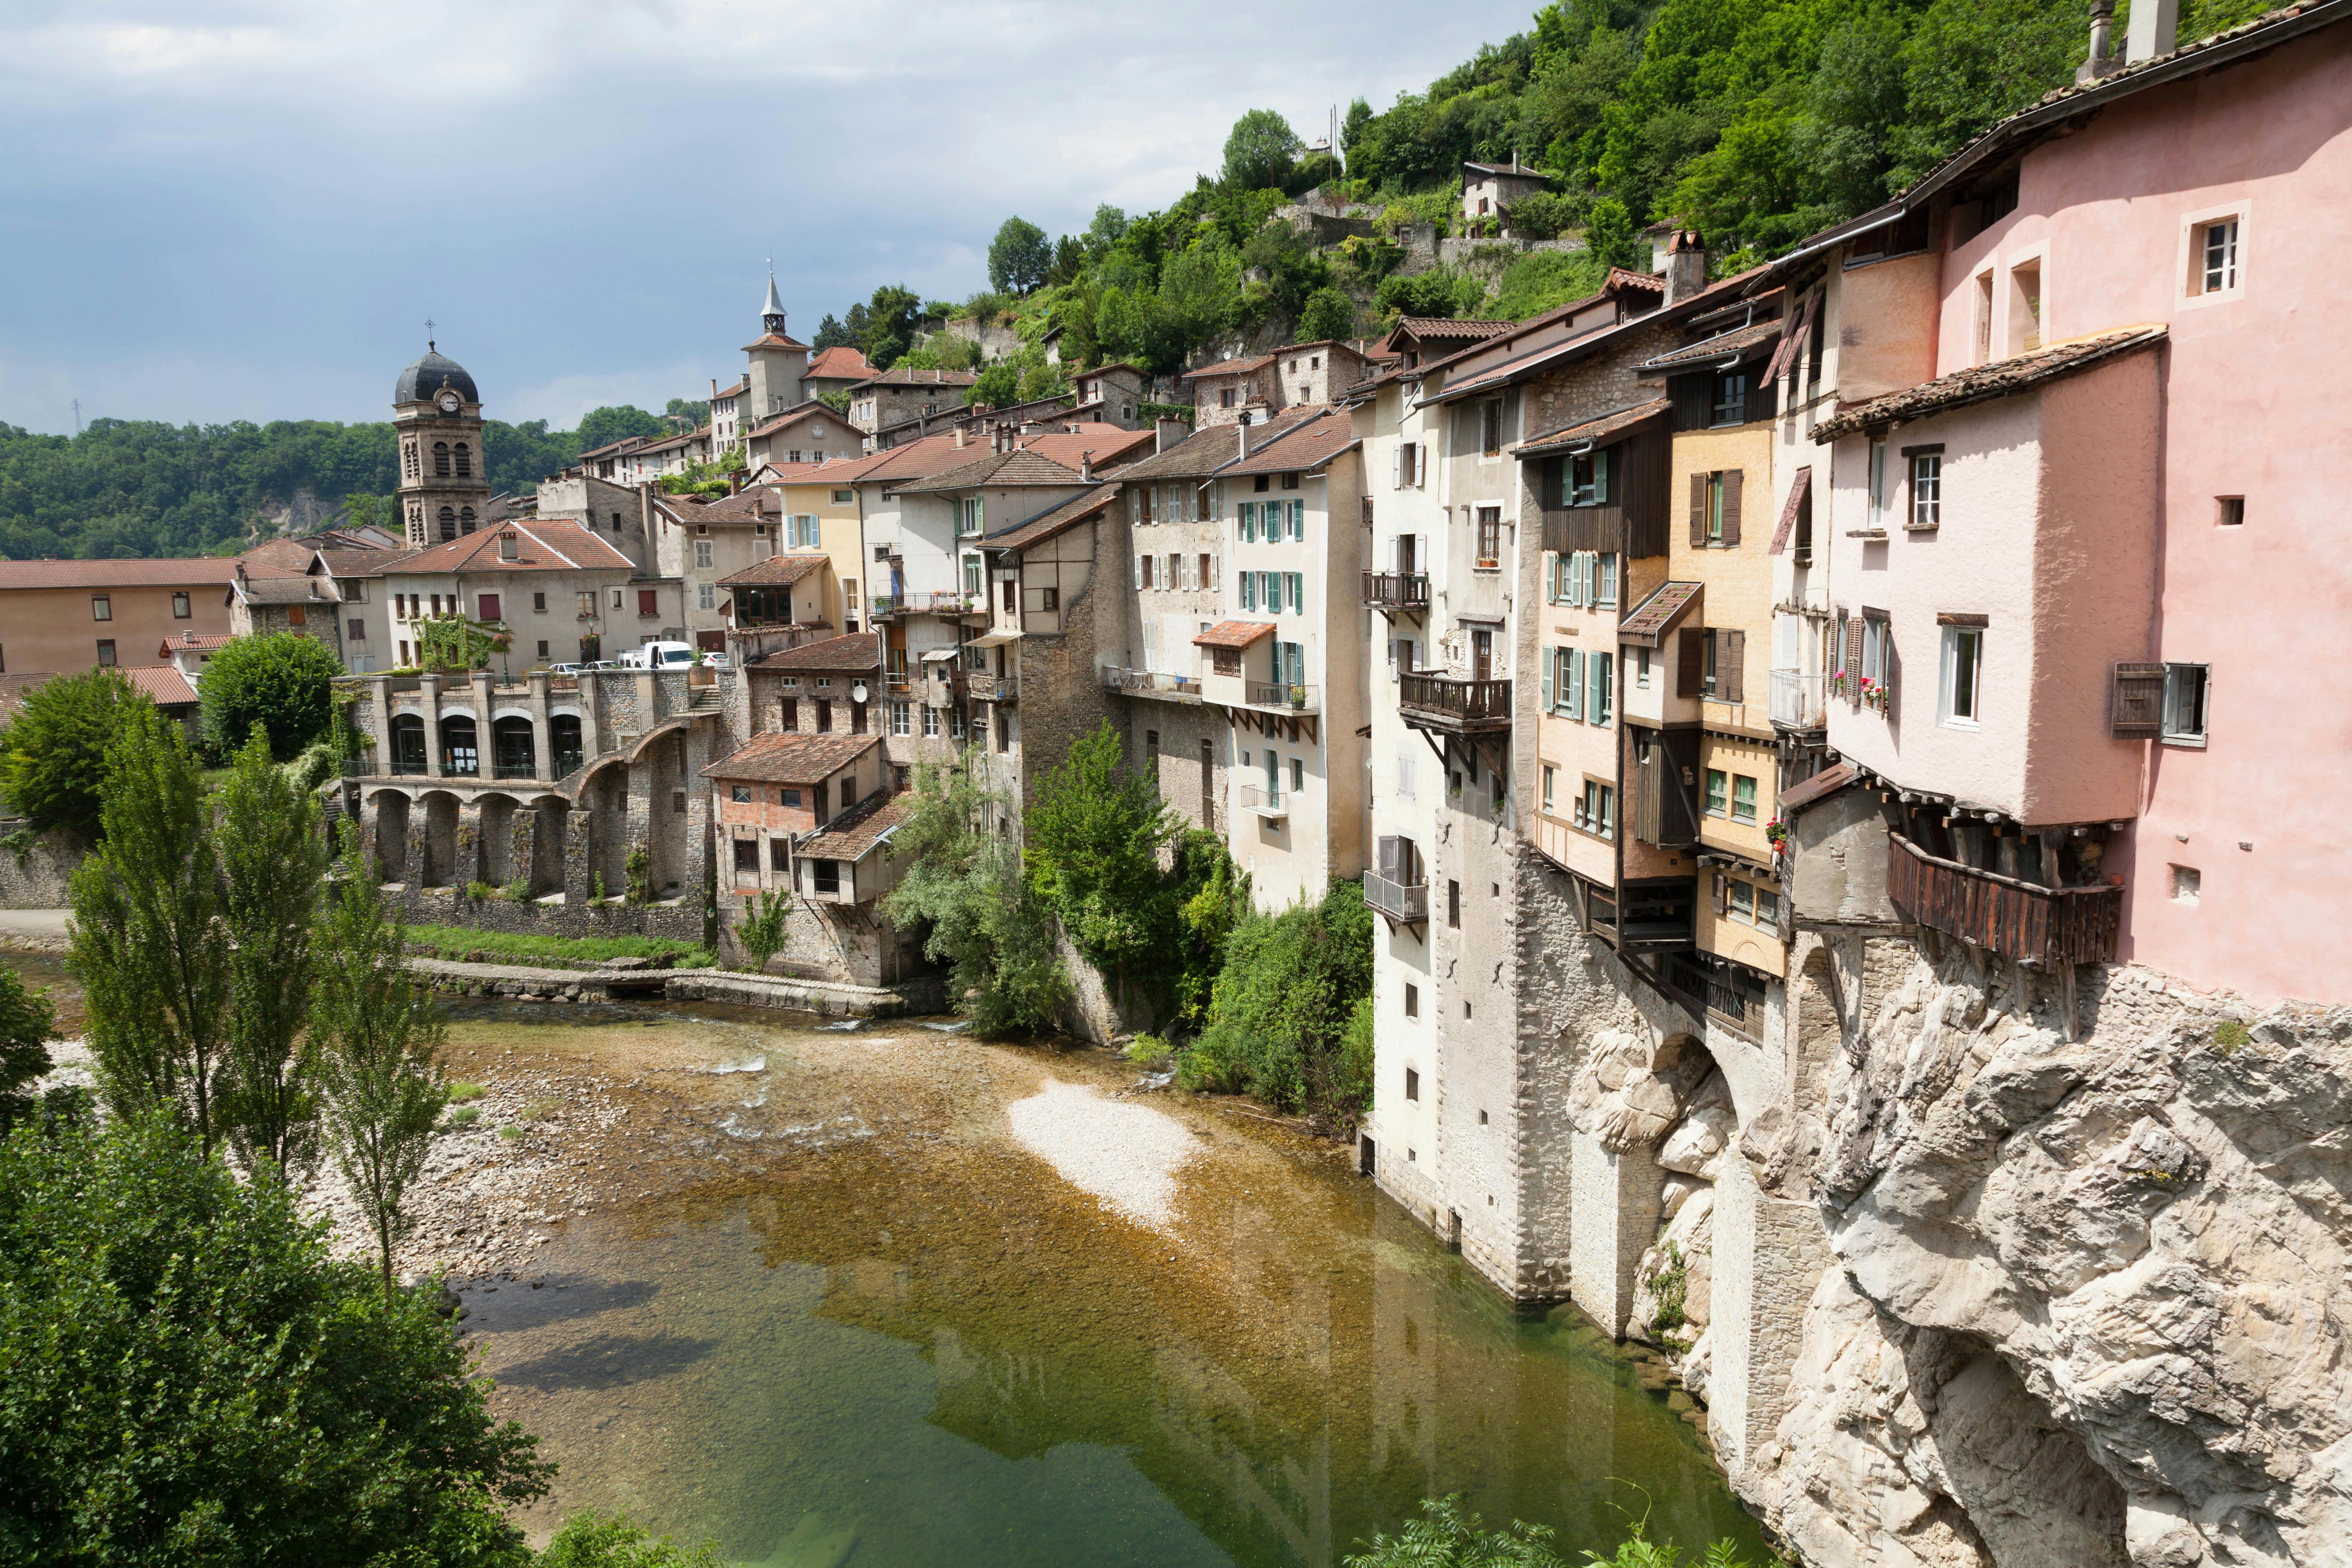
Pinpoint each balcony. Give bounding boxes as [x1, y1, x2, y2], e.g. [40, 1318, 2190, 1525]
[1100, 666, 1204, 703]
[1363, 871, 1429, 924]
[1769, 668, 1828, 731]
[1398, 672, 1511, 734]
[869, 593, 901, 619]
[1656, 952, 1768, 1042]
[1249, 681, 1320, 713]
[884, 669, 913, 694]
[1238, 785, 1287, 820]
[967, 674, 1017, 703]
[1887, 830, 2123, 965]
[1362, 571, 1430, 612]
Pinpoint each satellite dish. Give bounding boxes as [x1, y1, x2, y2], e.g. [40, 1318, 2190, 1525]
[851, 683, 871, 704]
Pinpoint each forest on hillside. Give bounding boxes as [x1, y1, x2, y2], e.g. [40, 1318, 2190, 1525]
[3, 0, 2278, 559]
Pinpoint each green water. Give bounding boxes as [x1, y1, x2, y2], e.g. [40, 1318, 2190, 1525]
[2, 954, 1768, 1567]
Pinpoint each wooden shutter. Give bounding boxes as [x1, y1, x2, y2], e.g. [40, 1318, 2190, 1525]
[1392, 445, 1403, 489]
[1677, 627, 1704, 697]
[1689, 472, 1708, 547]
[1720, 629, 1745, 703]
[1378, 835, 1399, 879]
[1588, 651, 1609, 724]
[1770, 467, 1811, 555]
[1671, 373, 1712, 431]
[1541, 650, 1555, 710]
[1721, 468, 1743, 546]
[1844, 616, 1864, 701]
[2111, 662, 2166, 738]
[1567, 648, 1584, 717]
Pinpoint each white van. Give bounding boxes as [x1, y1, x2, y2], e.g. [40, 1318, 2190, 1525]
[621, 641, 699, 669]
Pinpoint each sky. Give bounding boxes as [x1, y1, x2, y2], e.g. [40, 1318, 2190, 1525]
[0, 0, 1530, 435]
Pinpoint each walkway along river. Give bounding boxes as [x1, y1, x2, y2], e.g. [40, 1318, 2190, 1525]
[1, 952, 1769, 1566]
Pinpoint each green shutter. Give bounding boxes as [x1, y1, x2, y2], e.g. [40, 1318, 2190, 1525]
[1542, 648, 1555, 709]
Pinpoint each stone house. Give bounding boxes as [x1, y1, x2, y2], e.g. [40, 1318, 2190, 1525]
[650, 489, 799, 653]
[743, 402, 856, 470]
[227, 569, 351, 663]
[1180, 354, 1279, 427]
[846, 367, 981, 440]
[800, 345, 877, 405]
[1264, 341, 1378, 412]
[710, 376, 748, 455]
[1067, 362, 1151, 428]
[1460, 158, 1550, 226]
[380, 519, 657, 671]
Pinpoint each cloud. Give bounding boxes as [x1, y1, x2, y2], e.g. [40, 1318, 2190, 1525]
[0, 0, 1528, 432]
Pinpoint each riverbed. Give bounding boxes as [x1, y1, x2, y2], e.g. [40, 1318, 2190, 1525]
[2, 952, 1768, 1566]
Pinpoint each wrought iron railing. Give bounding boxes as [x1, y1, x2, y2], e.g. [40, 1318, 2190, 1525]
[1100, 665, 1202, 698]
[1887, 830, 2123, 965]
[1238, 785, 1286, 816]
[1249, 682, 1319, 712]
[1769, 668, 1828, 731]
[1363, 872, 1429, 923]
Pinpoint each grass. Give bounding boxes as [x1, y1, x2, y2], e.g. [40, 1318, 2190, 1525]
[443, 1105, 479, 1127]
[448, 1082, 486, 1103]
[497, 1125, 524, 1143]
[406, 924, 715, 969]
[516, 1096, 559, 1123]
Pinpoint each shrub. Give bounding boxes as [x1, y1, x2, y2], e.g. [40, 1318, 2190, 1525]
[1179, 879, 1373, 1125]
[0, 666, 141, 841]
[1375, 265, 1488, 321]
[198, 630, 343, 761]
[1506, 190, 1580, 239]
[449, 1082, 486, 1102]
[1296, 286, 1359, 342]
[405, 924, 714, 969]
[736, 888, 790, 972]
[537, 1510, 720, 1567]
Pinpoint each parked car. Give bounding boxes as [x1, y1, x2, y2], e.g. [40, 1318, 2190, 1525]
[700, 650, 732, 669]
[620, 641, 699, 669]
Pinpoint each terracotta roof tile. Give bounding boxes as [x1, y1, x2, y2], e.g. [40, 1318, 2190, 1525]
[159, 631, 233, 653]
[1636, 318, 1784, 373]
[718, 553, 829, 588]
[1814, 327, 2167, 441]
[1221, 410, 1359, 477]
[803, 346, 877, 381]
[1515, 398, 1672, 458]
[235, 576, 338, 605]
[1619, 581, 1703, 647]
[702, 730, 880, 784]
[797, 790, 914, 859]
[983, 485, 1121, 553]
[1179, 354, 1275, 380]
[0, 557, 239, 591]
[741, 332, 809, 352]
[393, 519, 636, 575]
[747, 632, 880, 673]
[746, 402, 850, 441]
[845, 366, 980, 392]
[1194, 620, 1277, 651]
[896, 448, 1087, 494]
[122, 666, 199, 706]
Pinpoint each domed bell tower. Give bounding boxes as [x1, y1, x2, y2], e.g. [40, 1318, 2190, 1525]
[393, 335, 493, 549]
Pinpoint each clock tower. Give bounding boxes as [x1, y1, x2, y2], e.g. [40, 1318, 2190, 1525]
[392, 339, 493, 548]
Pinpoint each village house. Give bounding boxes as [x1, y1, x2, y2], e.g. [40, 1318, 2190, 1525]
[846, 367, 981, 440]
[0, 556, 236, 677]
[1460, 157, 1550, 226]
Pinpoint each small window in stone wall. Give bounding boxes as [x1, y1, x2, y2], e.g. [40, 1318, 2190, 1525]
[672, 791, 686, 814]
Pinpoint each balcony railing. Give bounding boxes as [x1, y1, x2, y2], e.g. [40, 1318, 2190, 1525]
[1657, 953, 1768, 1041]
[1887, 830, 2123, 965]
[1100, 666, 1204, 701]
[967, 674, 1017, 703]
[884, 669, 913, 693]
[1363, 871, 1429, 923]
[869, 593, 901, 618]
[1398, 672, 1512, 733]
[1362, 571, 1430, 611]
[1249, 681, 1320, 712]
[1238, 785, 1287, 819]
[1769, 668, 1828, 731]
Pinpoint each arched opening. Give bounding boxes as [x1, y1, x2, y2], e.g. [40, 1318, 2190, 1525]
[454, 441, 472, 477]
[459, 506, 477, 535]
[439, 715, 478, 777]
[550, 714, 583, 779]
[531, 798, 568, 898]
[1626, 1035, 1734, 1363]
[389, 713, 427, 774]
[420, 792, 460, 886]
[492, 715, 536, 779]
[438, 506, 457, 541]
[369, 790, 410, 882]
[477, 795, 517, 887]
[433, 441, 450, 477]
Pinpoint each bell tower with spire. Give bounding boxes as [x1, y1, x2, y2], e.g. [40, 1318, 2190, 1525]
[743, 268, 811, 419]
[391, 332, 492, 549]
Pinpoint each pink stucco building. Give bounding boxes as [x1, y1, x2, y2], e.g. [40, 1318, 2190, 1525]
[1769, 4, 2352, 1005]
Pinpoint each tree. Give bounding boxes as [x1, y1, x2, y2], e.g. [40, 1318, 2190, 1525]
[735, 888, 789, 973]
[1046, 232, 1085, 288]
[1222, 108, 1303, 191]
[574, 403, 668, 452]
[988, 216, 1052, 296]
[1024, 722, 1179, 1010]
[0, 666, 138, 841]
[812, 312, 852, 350]
[0, 1110, 550, 1563]
[968, 361, 1020, 409]
[859, 284, 924, 369]
[1297, 287, 1359, 342]
[68, 701, 232, 1152]
[0, 962, 56, 1130]
[214, 727, 330, 1174]
[199, 629, 342, 762]
[538, 1512, 720, 1567]
[1084, 203, 1129, 253]
[663, 396, 709, 430]
[315, 822, 449, 1289]
[1178, 879, 1373, 1125]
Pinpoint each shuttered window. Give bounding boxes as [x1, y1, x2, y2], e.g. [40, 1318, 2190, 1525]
[1716, 629, 1744, 703]
[1589, 651, 1613, 725]
[2111, 662, 2167, 738]
[1677, 627, 1704, 697]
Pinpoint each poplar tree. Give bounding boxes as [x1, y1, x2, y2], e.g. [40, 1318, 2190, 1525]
[314, 820, 448, 1289]
[215, 727, 330, 1174]
[67, 700, 232, 1152]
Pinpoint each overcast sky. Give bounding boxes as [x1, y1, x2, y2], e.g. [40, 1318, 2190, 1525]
[0, 0, 1528, 435]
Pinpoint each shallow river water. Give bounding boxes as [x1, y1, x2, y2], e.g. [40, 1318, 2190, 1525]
[4, 954, 1767, 1567]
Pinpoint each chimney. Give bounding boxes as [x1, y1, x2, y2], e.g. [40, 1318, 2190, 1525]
[1155, 417, 1188, 453]
[954, 425, 969, 449]
[2125, 0, 2176, 62]
[1236, 421, 1251, 462]
[2076, 0, 2119, 80]
[1080, 450, 1095, 482]
[1664, 229, 1707, 307]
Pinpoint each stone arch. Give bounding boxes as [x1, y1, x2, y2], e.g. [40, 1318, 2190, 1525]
[418, 790, 461, 887]
[574, 758, 632, 902]
[367, 788, 412, 883]
[477, 793, 519, 886]
[528, 796, 569, 898]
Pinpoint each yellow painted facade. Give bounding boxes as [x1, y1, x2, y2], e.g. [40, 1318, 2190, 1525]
[1695, 864, 1787, 978]
[773, 477, 869, 630]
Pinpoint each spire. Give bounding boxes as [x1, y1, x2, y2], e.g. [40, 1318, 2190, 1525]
[761, 265, 788, 337]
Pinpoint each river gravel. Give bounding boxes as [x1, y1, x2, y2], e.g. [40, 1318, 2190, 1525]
[1005, 1077, 1201, 1229]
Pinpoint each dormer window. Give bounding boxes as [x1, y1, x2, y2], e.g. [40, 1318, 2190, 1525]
[498, 532, 518, 560]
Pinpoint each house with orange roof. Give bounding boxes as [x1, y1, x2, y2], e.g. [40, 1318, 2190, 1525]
[380, 517, 665, 670]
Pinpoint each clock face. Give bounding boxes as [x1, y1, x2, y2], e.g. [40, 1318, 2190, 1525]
[437, 391, 461, 414]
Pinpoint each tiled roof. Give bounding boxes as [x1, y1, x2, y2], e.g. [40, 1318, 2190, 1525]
[718, 553, 830, 588]
[122, 666, 199, 706]
[1222, 410, 1359, 477]
[1179, 354, 1274, 380]
[0, 557, 239, 591]
[1515, 398, 1673, 458]
[983, 484, 1121, 553]
[746, 401, 849, 440]
[1421, 265, 1770, 406]
[803, 346, 877, 381]
[895, 448, 1087, 494]
[715, 379, 747, 400]
[159, 631, 232, 653]
[846, 366, 980, 392]
[754, 453, 893, 486]
[797, 790, 914, 860]
[312, 546, 417, 578]
[394, 519, 636, 575]
[576, 434, 651, 460]
[678, 489, 781, 524]
[742, 332, 809, 352]
[1463, 159, 1549, 178]
[1391, 316, 1513, 344]
[1777, 761, 1857, 815]
[1112, 407, 1321, 480]
[702, 730, 879, 784]
[1619, 581, 1703, 647]
[1015, 426, 1155, 471]
[1814, 327, 2167, 442]
[1194, 620, 1277, 651]
[748, 631, 880, 673]
[237, 537, 325, 578]
[235, 576, 338, 605]
[1637, 318, 1784, 373]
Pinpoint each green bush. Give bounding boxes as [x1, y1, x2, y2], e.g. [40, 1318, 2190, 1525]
[0, 667, 143, 840]
[1376, 266, 1488, 321]
[1179, 879, 1373, 1125]
[1296, 286, 1360, 342]
[405, 924, 713, 969]
[1506, 190, 1580, 240]
[198, 630, 345, 761]
[1491, 248, 1613, 321]
[536, 1510, 719, 1567]
[449, 1082, 486, 1102]
[1345, 1494, 1771, 1568]
[0, 1112, 550, 1561]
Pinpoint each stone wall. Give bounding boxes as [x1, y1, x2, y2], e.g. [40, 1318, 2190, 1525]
[0, 823, 81, 909]
[392, 884, 705, 943]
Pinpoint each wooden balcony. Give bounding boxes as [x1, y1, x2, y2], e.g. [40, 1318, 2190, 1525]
[1887, 830, 2122, 964]
[1362, 571, 1430, 612]
[1398, 672, 1511, 735]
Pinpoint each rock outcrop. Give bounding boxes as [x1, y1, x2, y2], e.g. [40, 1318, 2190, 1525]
[1747, 944, 2352, 1567]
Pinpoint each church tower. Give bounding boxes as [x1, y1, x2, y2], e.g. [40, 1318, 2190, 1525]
[393, 338, 493, 549]
[743, 272, 811, 420]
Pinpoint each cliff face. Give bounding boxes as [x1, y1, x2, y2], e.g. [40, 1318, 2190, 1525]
[1747, 946, 2352, 1567]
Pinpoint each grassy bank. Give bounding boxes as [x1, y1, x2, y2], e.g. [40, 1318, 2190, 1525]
[405, 924, 714, 970]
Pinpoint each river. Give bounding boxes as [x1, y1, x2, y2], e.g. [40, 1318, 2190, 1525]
[3, 951, 1769, 1567]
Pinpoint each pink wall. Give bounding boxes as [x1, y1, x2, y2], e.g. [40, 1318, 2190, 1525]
[1930, 31, 2352, 1002]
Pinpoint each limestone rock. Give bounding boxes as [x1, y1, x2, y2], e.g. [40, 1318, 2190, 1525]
[1658, 1070, 1735, 1177]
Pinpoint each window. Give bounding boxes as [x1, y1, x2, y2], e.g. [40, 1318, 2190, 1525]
[1542, 764, 1556, 812]
[1447, 879, 1460, 928]
[1705, 770, 1729, 816]
[697, 584, 716, 611]
[1569, 448, 1610, 506]
[90, 594, 111, 621]
[2192, 217, 2239, 296]
[1907, 449, 1943, 529]
[1861, 613, 1891, 695]
[353, 620, 370, 642]
[2007, 260, 2043, 354]
[1576, 779, 1614, 839]
[2216, 496, 2245, 528]
[1637, 647, 1650, 688]
[1283, 572, 1303, 613]
[1404, 984, 1419, 1019]
[1289, 756, 1304, 795]
[1596, 552, 1617, 608]
[1405, 1067, 1420, 1100]
[1866, 441, 1888, 531]
[2162, 663, 2208, 745]
[1728, 878, 1753, 923]
[1478, 399, 1504, 456]
[695, 541, 713, 569]
[288, 605, 305, 626]
[614, 590, 625, 609]
[782, 787, 803, 808]
[477, 593, 501, 622]
[890, 700, 912, 737]
[639, 589, 659, 617]
[1706, 472, 1726, 542]
[1281, 472, 1300, 492]
[1589, 651, 1612, 725]
[96, 639, 116, 666]
[1731, 773, 1758, 822]
[1040, 586, 1059, 611]
[730, 785, 753, 804]
[1757, 885, 1781, 926]
[171, 591, 190, 619]
[1710, 371, 1748, 426]
[433, 441, 449, 477]
[1923, 620, 1982, 728]
[1136, 555, 1155, 590]
[459, 507, 476, 534]
[454, 442, 471, 477]
[1475, 507, 1502, 569]
[2172, 865, 2201, 904]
